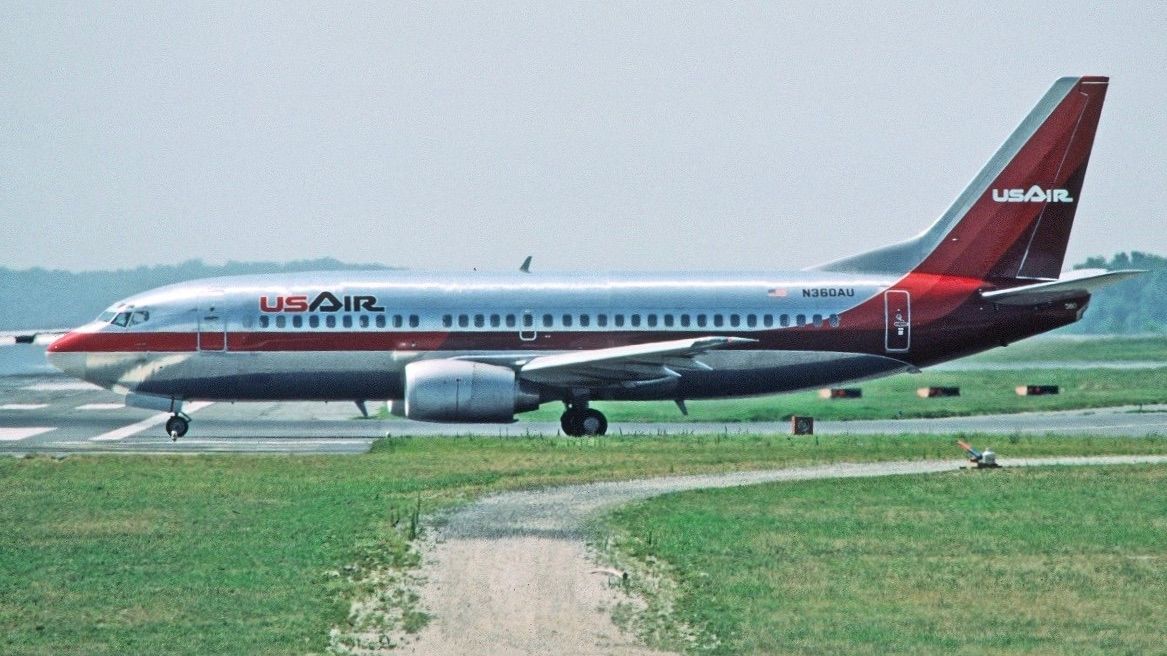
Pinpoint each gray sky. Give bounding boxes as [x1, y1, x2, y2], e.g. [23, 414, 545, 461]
[2, 2, 1164, 273]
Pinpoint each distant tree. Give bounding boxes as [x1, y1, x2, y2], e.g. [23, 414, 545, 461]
[1064, 252, 1167, 334]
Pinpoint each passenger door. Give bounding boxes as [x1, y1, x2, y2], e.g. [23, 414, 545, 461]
[883, 290, 911, 352]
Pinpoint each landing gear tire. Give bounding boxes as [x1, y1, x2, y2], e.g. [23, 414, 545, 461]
[165, 415, 189, 440]
[579, 408, 607, 436]
[560, 408, 582, 436]
[560, 407, 607, 436]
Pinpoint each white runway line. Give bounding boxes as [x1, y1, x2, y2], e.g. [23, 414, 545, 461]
[90, 402, 214, 441]
[75, 403, 125, 411]
[0, 404, 49, 410]
[0, 427, 55, 441]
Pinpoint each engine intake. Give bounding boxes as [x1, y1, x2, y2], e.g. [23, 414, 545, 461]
[399, 360, 540, 422]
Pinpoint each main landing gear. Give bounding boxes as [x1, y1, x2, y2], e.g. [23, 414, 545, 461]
[165, 413, 190, 440]
[560, 403, 607, 437]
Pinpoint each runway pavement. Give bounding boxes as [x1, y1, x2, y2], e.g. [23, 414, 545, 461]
[3, 369, 1167, 455]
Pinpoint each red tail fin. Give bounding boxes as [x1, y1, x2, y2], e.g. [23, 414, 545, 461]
[815, 77, 1109, 281]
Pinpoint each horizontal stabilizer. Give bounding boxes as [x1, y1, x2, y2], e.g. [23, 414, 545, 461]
[980, 269, 1143, 305]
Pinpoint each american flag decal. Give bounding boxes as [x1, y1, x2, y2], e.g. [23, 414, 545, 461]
[767, 288, 788, 297]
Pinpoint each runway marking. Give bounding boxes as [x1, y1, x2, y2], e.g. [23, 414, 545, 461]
[0, 404, 49, 410]
[75, 403, 125, 411]
[23, 381, 103, 391]
[90, 402, 214, 441]
[0, 427, 55, 441]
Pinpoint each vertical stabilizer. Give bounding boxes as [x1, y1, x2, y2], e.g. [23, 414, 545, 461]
[814, 77, 1108, 280]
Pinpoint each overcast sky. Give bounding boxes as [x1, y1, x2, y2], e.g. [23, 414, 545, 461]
[1, 2, 1163, 273]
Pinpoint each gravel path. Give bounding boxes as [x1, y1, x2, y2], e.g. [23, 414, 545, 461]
[401, 455, 1167, 655]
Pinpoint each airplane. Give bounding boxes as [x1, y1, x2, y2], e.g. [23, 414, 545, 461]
[46, 75, 1141, 438]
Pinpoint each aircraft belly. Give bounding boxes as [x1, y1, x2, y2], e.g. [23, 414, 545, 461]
[667, 350, 913, 399]
[111, 351, 407, 401]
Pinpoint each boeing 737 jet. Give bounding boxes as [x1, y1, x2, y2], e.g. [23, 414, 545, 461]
[47, 76, 1139, 438]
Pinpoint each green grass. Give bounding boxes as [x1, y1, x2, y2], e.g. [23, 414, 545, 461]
[961, 334, 1167, 363]
[599, 465, 1167, 655]
[520, 366, 1167, 423]
[4, 433, 1167, 654]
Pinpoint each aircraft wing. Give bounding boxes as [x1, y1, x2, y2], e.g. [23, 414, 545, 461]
[981, 269, 1144, 306]
[516, 336, 757, 386]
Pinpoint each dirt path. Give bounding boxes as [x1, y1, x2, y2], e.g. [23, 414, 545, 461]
[399, 455, 1167, 655]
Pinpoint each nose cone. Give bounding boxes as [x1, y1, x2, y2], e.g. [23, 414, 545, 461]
[46, 333, 87, 379]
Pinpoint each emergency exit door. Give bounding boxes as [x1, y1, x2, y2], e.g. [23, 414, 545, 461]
[884, 290, 911, 352]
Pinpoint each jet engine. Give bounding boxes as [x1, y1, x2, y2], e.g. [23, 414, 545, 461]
[396, 360, 540, 422]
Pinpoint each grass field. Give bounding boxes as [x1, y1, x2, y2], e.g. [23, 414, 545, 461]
[5, 434, 1167, 654]
[600, 465, 1167, 655]
[959, 335, 1167, 363]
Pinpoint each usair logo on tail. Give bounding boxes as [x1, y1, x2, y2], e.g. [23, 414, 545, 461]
[991, 185, 1074, 203]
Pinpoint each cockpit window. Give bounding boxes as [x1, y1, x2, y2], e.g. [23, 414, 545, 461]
[110, 312, 131, 327]
[129, 311, 150, 326]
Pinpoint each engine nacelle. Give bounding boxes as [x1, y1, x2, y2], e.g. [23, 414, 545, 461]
[401, 360, 540, 423]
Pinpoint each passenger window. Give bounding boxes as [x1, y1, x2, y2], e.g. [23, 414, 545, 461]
[326, 315, 336, 328]
[542, 314, 553, 328]
[458, 314, 469, 328]
[309, 315, 320, 328]
[631, 314, 641, 327]
[747, 314, 757, 328]
[730, 314, 741, 327]
[409, 315, 419, 328]
[796, 314, 806, 326]
[829, 313, 841, 328]
[506, 314, 517, 328]
[697, 314, 707, 328]
[276, 316, 286, 328]
[646, 314, 657, 328]
[376, 315, 387, 328]
[474, 314, 485, 328]
[813, 314, 823, 327]
[392, 315, 402, 328]
[614, 314, 625, 327]
[763, 314, 773, 328]
[580, 314, 590, 327]
[259, 315, 270, 328]
[597, 314, 608, 327]
[522, 314, 533, 327]
[292, 315, 303, 328]
[443, 314, 453, 328]
[680, 314, 690, 328]
[359, 315, 369, 328]
[562, 314, 573, 327]
[663, 314, 674, 328]
[713, 314, 724, 327]
[343, 315, 353, 328]
[490, 314, 501, 328]
[780, 314, 790, 327]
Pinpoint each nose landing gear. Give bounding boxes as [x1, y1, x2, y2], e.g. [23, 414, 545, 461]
[560, 404, 608, 437]
[165, 413, 190, 440]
